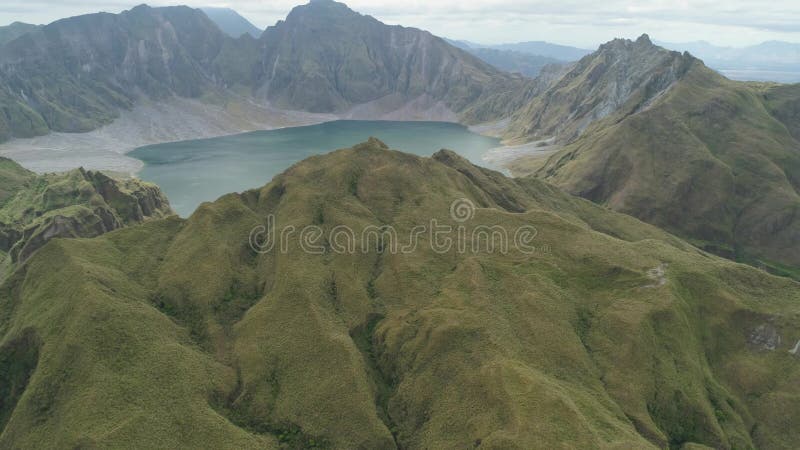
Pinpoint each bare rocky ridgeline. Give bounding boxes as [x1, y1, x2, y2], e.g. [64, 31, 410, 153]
[504, 34, 696, 143]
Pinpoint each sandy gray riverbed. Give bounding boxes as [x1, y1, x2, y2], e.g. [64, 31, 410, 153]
[481, 138, 560, 170]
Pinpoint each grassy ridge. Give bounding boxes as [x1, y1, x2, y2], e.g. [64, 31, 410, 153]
[511, 56, 800, 276]
[1, 141, 798, 448]
[0, 162, 171, 280]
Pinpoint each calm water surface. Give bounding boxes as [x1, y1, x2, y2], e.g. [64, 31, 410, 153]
[130, 120, 501, 216]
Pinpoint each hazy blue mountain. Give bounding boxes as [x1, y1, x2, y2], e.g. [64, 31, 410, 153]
[492, 41, 592, 61]
[0, 22, 40, 45]
[447, 39, 564, 77]
[466, 48, 562, 77]
[658, 40, 800, 82]
[450, 38, 591, 63]
[446, 39, 484, 50]
[201, 7, 262, 38]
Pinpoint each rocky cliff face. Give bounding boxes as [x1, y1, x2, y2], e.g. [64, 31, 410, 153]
[0, 1, 524, 143]
[0, 5, 226, 140]
[505, 34, 696, 142]
[253, 0, 521, 114]
[0, 161, 172, 267]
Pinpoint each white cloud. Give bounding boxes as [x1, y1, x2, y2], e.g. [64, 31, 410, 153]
[1, 0, 799, 47]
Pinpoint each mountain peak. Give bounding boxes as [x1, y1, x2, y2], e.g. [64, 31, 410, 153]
[294, 0, 357, 16]
[279, 0, 368, 28]
[636, 33, 652, 45]
[599, 34, 660, 53]
[129, 4, 151, 12]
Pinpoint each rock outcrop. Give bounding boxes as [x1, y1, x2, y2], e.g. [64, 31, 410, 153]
[0, 160, 172, 266]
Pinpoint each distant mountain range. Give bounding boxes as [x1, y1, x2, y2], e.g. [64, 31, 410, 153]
[453, 36, 800, 83]
[453, 39, 593, 62]
[448, 40, 574, 77]
[658, 40, 800, 82]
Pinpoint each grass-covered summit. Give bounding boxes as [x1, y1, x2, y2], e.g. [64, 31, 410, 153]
[1, 140, 798, 449]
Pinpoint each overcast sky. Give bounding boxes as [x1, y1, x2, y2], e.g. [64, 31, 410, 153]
[2, 0, 800, 48]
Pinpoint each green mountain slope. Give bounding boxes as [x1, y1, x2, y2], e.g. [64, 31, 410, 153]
[493, 41, 592, 61]
[0, 159, 172, 278]
[0, 157, 34, 205]
[1, 140, 798, 449]
[506, 37, 800, 277]
[462, 47, 563, 77]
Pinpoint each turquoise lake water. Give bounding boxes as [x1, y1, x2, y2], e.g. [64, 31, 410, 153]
[130, 120, 501, 216]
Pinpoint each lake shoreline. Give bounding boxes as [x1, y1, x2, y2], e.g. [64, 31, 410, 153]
[129, 121, 505, 216]
[0, 94, 469, 175]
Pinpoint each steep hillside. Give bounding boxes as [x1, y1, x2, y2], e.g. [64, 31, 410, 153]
[0, 5, 227, 141]
[0, 140, 798, 449]
[763, 82, 800, 141]
[659, 40, 800, 82]
[507, 39, 800, 275]
[0, 157, 34, 204]
[504, 34, 696, 143]
[0, 159, 171, 277]
[253, 0, 522, 116]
